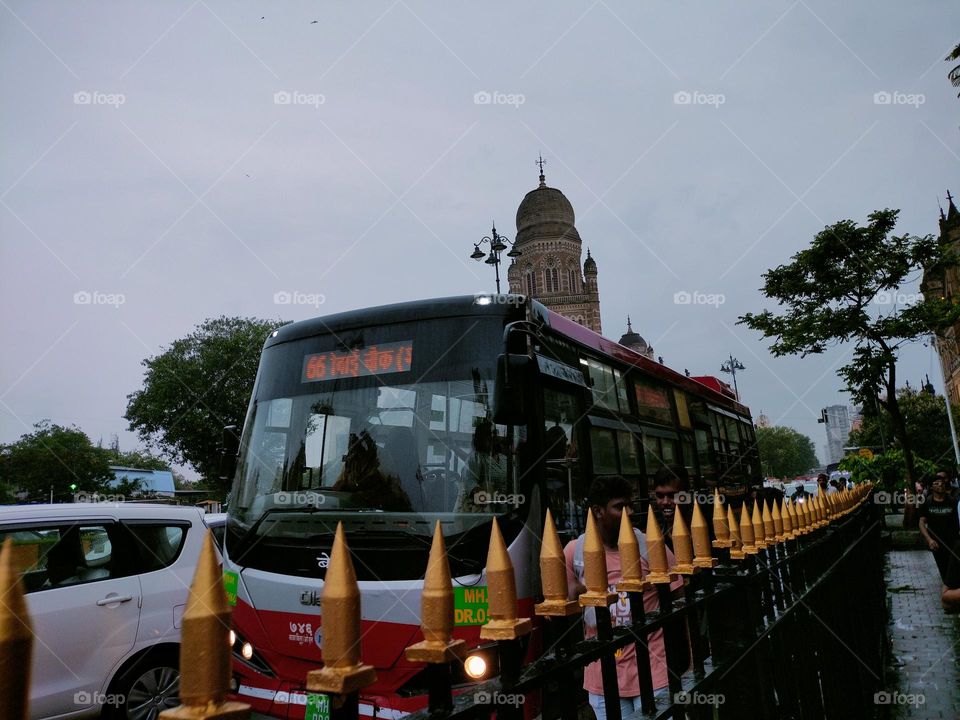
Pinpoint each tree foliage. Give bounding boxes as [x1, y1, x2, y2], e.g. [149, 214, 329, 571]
[839, 449, 938, 493]
[755, 425, 818, 478]
[0, 421, 114, 501]
[739, 209, 960, 484]
[125, 316, 287, 495]
[948, 42, 960, 98]
[848, 386, 958, 468]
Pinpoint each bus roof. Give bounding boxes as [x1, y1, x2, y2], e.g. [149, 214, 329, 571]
[533, 301, 752, 417]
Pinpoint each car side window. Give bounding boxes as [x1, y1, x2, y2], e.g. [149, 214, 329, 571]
[0, 524, 118, 593]
[121, 523, 188, 573]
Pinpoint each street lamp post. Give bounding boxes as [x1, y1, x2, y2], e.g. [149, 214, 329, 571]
[471, 223, 521, 294]
[720, 354, 745, 400]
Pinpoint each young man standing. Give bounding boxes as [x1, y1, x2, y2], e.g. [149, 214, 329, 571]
[652, 465, 691, 551]
[942, 538, 960, 613]
[918, 472, 960, 583]
[563, 475, 684, 720]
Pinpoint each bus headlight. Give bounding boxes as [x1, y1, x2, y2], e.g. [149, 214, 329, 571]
[464, 654, 488, 680]
[242, 642, 254, 660]
[229, 630, 236, 646]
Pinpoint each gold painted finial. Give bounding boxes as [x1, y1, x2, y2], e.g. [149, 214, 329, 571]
[406, 521, 468, 662]
[670, 509, 695, 575]
[579, 510, 618, 606]
[161, 531, 250, 719]
[0, 538, 32, 720]
[644, 507, 673, 583]
[771, 499, 784, 542]
[762, 500, 776, 543]
[740, 504, 757, 554]
[712, 489, 731, 548]
[691, 501, 717, 569]
[535, 510, 580, 615]
[780, 499, 793, 540]
[480, 518, 532, 639]
[307, 523, 377, 695]
[728, 505, 745, 560]
[752, 502, 767, 550]
[616, 507, 647, 593]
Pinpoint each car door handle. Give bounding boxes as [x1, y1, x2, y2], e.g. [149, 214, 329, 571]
[96, 594, 134, 606]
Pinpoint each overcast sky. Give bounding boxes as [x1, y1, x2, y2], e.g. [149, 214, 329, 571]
[2, 1, 958, 473]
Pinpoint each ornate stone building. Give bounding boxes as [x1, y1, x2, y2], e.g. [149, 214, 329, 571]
[617, 317, 654, 359]
[507, 165, 602, 333]
[925, 192, 960, 405]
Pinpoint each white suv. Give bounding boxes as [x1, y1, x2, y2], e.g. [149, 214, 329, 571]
[0, 503, 210, 720]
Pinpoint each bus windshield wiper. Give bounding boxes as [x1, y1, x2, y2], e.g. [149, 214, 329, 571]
[230, 506, 330, 561]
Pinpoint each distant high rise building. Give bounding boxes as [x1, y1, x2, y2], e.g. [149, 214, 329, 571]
[824, 405, 852, 464]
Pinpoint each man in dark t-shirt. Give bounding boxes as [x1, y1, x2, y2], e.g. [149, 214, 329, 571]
[918, 473, 960, 583]
[942, 539, 960, 613]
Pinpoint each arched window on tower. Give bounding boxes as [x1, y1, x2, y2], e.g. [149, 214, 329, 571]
[568, 268, 579, 293]
[545, 267, 559, 293]
[526, 269, 537, 296]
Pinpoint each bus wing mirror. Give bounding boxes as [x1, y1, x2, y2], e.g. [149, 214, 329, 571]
[494, 354, 532, 425]
[219, 424, 240, 481]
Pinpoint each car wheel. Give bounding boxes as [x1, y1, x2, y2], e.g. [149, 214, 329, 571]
[104, 648, 180, 720]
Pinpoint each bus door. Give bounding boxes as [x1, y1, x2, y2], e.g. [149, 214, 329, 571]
[541, 385, 586, 542]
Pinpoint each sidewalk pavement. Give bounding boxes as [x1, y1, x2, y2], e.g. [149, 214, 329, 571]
[884, 549, 960, 719]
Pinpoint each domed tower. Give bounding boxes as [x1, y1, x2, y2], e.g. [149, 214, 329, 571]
[507, 158, 602, 333]
[618, 317, 653, 360]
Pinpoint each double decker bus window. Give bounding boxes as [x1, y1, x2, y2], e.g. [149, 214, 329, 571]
[590, 428, 619, 474]
[634, 377, 673, 425]
[695, 428, 715, 478]
[617, 431, 642, 475]
[643, 435, 661, 474]
[581, 358, 621, 412]
[661, 437, 677, 465]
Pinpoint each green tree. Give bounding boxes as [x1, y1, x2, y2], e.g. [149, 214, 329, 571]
[0, 421, 114, 502]
[948, 42, 960, 98]
[125, 316, 287, 495]
[756, 425, 818, 478]
[739, 209, 960, 486]
[848, 386, 958, 468]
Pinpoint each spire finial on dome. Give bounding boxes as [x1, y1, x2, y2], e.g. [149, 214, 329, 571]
[537, 154, 546, 188]
[627, 316, 633, 332]
[948, 190, 959, 220]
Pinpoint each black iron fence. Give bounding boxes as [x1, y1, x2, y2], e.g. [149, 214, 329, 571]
[0, 487, 882, 720]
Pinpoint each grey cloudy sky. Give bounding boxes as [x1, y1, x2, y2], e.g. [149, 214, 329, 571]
[1, 1, 958, 472]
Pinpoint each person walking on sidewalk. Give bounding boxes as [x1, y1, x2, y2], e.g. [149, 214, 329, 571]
[918, 472, 960, 583]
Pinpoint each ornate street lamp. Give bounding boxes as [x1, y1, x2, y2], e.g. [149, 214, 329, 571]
[720, 354, 745, 400]
[471, 222, 521, 293]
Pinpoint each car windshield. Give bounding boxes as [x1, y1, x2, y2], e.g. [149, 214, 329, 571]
[231, 379, 524, 533]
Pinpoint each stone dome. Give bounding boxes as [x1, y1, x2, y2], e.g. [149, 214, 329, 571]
[583, 250, 597, 275]
[516, 185, 576, 234]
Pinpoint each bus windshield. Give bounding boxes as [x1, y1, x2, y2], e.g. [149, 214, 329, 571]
[232, 377, 523, 534]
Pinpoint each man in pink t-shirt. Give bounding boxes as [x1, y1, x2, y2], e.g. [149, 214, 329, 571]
[563, 475, 684, 720]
